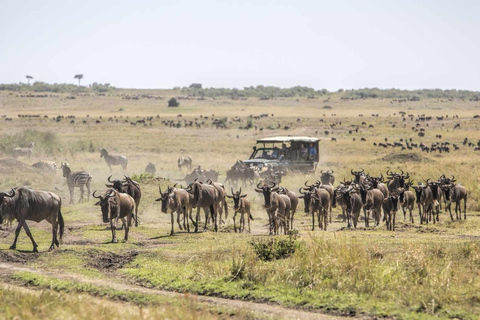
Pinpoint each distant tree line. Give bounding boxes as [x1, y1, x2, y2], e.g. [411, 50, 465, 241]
[0, 82, 114, 93]
[339, 88, 480, 101]
[180, 85, 328, 99]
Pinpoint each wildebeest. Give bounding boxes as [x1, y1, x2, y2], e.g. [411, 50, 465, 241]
[351, 169, 366, 185]
[99, 148, 128, 171]
[367, 174, 389, 199]
[181, 166, 219, 184]
[226, 188, 253, 233]
[178, 156, 192, 171]
[155, 185, 194, 235]
[145, 162, 156, 175]
[413, 184, 433, 224]
[278, 186, 298, 230]
[383, 195, 399, 231]
[386, 170, 410, 193]
[32, 160, 58, 174]
[93, 189, 135, 243]
[187, 180, 219, 232]
[309, 187, 330, 231]
[441, 183, 467, 221]
[106, 176, 141, 227]
[0, 187, 64, 252]
[319, 170, 335, 185]
[358, 185, 384, 226]
[255, 182, 290, 235]
[14, 142, 34, 158]
[60, 163, 92, 204]
[348, 187, 363, 228]
[206, 179, 228, 224]
[397, 185, 415, 223]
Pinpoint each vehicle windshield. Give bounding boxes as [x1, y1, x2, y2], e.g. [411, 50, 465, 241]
[251, 148, 280, 159]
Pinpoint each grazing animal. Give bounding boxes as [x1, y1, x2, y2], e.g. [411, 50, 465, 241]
[178, 156, 192, 171]
[255, 182, 290, 235]
[368, 174, 389, 199]
[319, 170, 335, 185]
[226, 188, 253, 233]
[0, 187, 64, 252]
[60, 162, 92, 204]
[106, 176, 141, 227]
[145, 162, 156, 175]
[383, 195, 399, 231]
[187, 180, 219, 232]
[32, 160, 58, 174]
[93, 189, 135, 243]
[156, 185, 194, 235]
[386, 170, 410, 193]
[99, 148, 128, 171]
[413, 184, 433, 224]
[351, 169, 366, 185]
[348, 188, 363, 228]
[278, 187, 298, 231]
[441, 183, 467, 221]
[13, 142, 34, 158]
[397, 186, 415, 223]
[207, 179, 229, 224]
[309, 188, 330, 231]
[358, 185, 384, 226]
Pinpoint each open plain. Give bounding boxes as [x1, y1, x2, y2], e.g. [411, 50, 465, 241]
[1, 90, 480, 319]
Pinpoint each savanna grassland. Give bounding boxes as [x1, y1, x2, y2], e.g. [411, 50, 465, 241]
[1, 90, 480, 319]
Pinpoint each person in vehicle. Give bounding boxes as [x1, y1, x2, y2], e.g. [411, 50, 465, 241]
[300, 143, 308, 160]
[309, 143, 317, 160]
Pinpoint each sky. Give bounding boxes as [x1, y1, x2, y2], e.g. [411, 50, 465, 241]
[1, 0, 479, 91]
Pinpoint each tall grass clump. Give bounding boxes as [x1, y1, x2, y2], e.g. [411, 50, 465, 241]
[0, 130, 60, 156]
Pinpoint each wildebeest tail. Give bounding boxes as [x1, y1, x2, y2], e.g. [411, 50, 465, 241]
[209, 204, 215, 221]
[58, 209, 65, 243]
[249, 213, 254, 221]
[223, 199, 228, 219]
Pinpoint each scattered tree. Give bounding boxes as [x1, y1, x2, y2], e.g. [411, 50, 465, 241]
[168, 97, 179, 107]
[74, 74, 84, 86]
[25, 75, 33, 85]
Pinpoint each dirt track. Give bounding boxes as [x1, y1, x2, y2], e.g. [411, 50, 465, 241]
[0, 261, 349, 320]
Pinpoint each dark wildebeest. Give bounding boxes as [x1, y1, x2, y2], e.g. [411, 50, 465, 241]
[386, 169, 410, 193]
[226, 188, 253, 233]
[188, 181, 219, 232]
[312, 181, 334, 223]
[100, 148, 128, 171]
[383, 195, 399, 231]
[106, 176, 141, 227]
[255, 182, 290, 235]
[61, 162, 92, 204]
[426, 179, 442, 222]
[278, 186, 298, 230]
[413, 184, 433, 224]
[309, 188, 330, 231]
[145, 162, 156, 175]
[0, 187, 64, 252]
[347, 187, 363, 228]
[368, 174, 389, 199]
[93, 189, 135, 243]
[351, 169, 366, 185]
[207, 179, 228, 224]
[178, 156, 192, 171]
[358, 185, 384, 226]
[155, 185, 194, 235]
[441, 183, 467, 221]
[319, 170, 335, 185]
[397, 184, 415, 223]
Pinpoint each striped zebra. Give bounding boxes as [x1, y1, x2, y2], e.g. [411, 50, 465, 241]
[32, 161, 58, 174]
[61, 162, 92, 204]
[100, 148, 128, 172]
[14, 142, 34, 158]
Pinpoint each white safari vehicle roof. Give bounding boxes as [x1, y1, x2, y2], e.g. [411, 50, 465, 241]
[256, 136, 320, 143]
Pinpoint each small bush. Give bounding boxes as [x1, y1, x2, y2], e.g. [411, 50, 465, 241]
[250, 233, 299, 261]
[168, 98, 179, 107]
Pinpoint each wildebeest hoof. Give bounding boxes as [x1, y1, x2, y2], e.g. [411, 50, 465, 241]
[9, 245, 16, 250]
[48, 245, 54, 251]
[112, 239, 118, 243]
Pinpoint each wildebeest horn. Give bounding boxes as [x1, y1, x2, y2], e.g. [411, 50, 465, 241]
[386, 169, 393, 176]
[2, 188, 15, 198]
[425, 178, 431, 184]
[351, 169, 354, 175]
[304, 180, 312, 187]
[257, 182, 265, 189]
[107, 190, 116, 198]
[173, 183, 178, 188]
[379, 173, 384, 181]
[451, 175, 456, 182]
[320, 170, 324, 174]
[298, 187, 306, 195]
[400, 169, 404, 175]
[361, 168, 364, 173]
[92, 190, 101, 199]
[270, 182, 276, 189]
[107, 175, 114, 183]
[239, 187, 242, 195]
[328, 170, 334, 174]
[158, 186, 162, 195]
[231, 187, 234, 195]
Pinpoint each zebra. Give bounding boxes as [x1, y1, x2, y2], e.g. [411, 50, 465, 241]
[14, 142, 34, 158]
[32, 161, 58, 174]
[99, 148, 128, 172]
[60, 162, 92, 204]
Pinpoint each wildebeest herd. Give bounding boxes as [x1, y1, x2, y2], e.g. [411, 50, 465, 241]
[0, 146, 469, 252]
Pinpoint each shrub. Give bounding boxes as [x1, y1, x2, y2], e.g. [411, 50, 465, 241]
[168, 98, 179, 107]
[250, 233, 299, 261]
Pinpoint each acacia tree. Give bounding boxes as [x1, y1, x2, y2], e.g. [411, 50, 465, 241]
[74, 74, 83, 86]
[25, 75, 33, 85]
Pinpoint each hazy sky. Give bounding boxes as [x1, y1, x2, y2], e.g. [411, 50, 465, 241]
[1, 0, 479, 90]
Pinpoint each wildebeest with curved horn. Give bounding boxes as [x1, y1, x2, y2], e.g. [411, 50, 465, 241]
[0, 187, 64, 252]
[383, 194, 399, 231]
[319, 170, 335, 185]
[441, 181, 467, 221]
[93, 189, 135, 243]
[351, 169, 366, 185]
[226, 187, 253, 233]
[187, 180, 219, 232]
[106, 175, 141, 227]
[155, 184, 194, 235]
[397, 183, 415, 223]
[255, 182, 291, 235]
[386, 169, 410, 193]
[278, 186, 298, 230]
[413, 183, 433, 224]
[309, 187, 330, 231]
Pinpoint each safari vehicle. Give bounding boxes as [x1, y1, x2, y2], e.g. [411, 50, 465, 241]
[242, 136, 320, 172]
